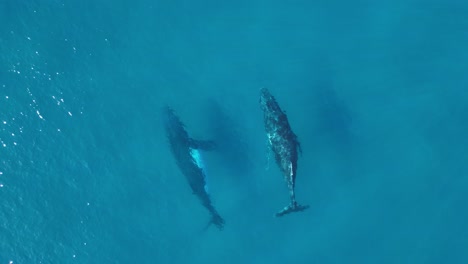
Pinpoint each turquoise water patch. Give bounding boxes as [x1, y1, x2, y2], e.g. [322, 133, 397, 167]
[1, 0, 468, 263]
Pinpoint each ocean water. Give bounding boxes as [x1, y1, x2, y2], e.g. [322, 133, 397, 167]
[1, 0, 468, 263]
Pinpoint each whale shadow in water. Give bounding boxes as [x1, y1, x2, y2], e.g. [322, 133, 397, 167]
[203, 99, 254, 180]
[315, 85, 354, 151]
[309, 57, 355, 153]
[310, 64, 359, 186]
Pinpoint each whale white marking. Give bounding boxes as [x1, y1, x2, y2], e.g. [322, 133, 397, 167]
[190, 148, 209, 193]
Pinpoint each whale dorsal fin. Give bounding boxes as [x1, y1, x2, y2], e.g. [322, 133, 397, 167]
[297, 140, 302, 155]
[189, 139, 216, 151]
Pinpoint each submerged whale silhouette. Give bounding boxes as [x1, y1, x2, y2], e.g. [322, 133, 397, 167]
[259, 88, 309, 217]
[162, 106, 224, 229]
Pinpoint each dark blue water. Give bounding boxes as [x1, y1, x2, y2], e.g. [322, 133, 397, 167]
[1, 1, 468, 263]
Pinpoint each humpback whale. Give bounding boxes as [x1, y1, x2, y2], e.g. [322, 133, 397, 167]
[162, 106, 225, 230]
[259, 88, 309, 217]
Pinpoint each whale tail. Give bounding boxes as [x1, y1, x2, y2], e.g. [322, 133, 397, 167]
[275, 202, 309, 217]
[201, 213, 225, 232]
[210, 213, 225, 230]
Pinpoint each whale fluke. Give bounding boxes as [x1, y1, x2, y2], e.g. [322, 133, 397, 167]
[211, 213, 225, 230]
[201, 212, 225, 231]
[275, 202, 309, 217]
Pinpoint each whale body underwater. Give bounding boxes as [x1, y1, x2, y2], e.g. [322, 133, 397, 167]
[162, 106, 224, 230]
[259, 88, 309, 217]
[162, 89, 309, 229]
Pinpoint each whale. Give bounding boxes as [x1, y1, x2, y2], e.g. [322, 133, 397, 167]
[259, 88, 309, 217]
[162, 106, 225, 229]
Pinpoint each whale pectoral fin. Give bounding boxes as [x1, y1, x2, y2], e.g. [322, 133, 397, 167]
[190, 139, 216, 151]
[296, 140, 303, 156]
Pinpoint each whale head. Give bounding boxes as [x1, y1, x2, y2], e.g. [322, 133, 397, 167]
[162, 106, 190, 147]
[259, 87, 271, 110]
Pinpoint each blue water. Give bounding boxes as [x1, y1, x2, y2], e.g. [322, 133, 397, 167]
[1, 0, 468, 263]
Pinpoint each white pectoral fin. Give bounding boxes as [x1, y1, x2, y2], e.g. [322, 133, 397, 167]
[190, 148, 203, 168]
[190, 148, 210, 193]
